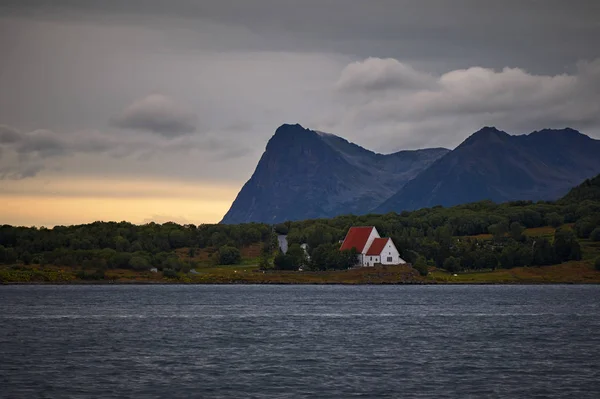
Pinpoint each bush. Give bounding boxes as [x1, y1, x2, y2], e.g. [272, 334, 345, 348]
[274, 223, 289, 235]
[259, 255, 272, 270]
[76, 269, 106, 280]
[412, 255, 429, 276]
[575, 216, 599, 238]
[590, 228, 600, 242]
[273, 252, 295, 270]
[546, 212, 564, 228]
[162, 268, 178, 278]
[554, 228, 582, 262]
[218, 246, 241, 265]
[443, 256, 461, 273]
[595, 258, 600, 271]
[129, 256, 151, 271]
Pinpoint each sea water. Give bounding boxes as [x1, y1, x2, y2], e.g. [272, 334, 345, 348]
[1, 284, 599, 398]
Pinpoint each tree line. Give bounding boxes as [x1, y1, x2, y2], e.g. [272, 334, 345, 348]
[1, 175, 599, 274]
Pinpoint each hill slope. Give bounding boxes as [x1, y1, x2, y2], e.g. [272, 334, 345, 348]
[375, 127, 600, 212]
[220, 124, 448, 223]
[560, 173, 600, 203]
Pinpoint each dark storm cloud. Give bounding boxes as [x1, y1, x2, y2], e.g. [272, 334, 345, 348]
[2, 0, 599, 74]
[326, 57, 600, 151]
[1, 0, 599, 184]
[111, 95, 198, 137]
[0, 123, 251, 179]
[0, 125, 21, 143]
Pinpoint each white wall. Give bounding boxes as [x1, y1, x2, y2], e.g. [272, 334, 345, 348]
[364, 255, 380, 267]
[360, 227, 381, 266]
[379, 239, 406, 265]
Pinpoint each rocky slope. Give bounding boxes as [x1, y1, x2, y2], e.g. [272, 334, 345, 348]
[220, 124, 448, 223]
[375, 127, 600, 212]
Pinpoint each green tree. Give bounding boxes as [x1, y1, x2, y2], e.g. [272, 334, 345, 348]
[274, 223, 289, 235]
[443, 256, 461, 273]
[532, 238, 556, 266]
[218, 246, 241, 265]
[488, 222, 508, 241]
[163, 268, 178, 278]
[590, 228, 600, 242]
[554, 228, 582, 262]
[575, 216, 599, 238]
[273, 251, 295, 270]
[20, 251, 32, 265]
[286, 244, 308, 269]
[129, 256, 151, 271]
[114, 236, 130, 252]
[413, 255, 429, 276]
[258, 254, 272, 270]
[509, 222, 525, 241]
[545, 213, 564, 228]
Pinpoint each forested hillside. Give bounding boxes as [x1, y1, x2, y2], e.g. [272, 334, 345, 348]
[1, 174, 599, 282]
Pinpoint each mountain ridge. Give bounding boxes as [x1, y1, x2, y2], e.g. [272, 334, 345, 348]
[375, 126, 600, 213]
[222, 124, 600, 224]
[220, 124, 449, 224]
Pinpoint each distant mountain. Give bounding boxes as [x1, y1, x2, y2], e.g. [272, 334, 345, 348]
[375, 127, 600, 213]
[220, 124, 448, 224]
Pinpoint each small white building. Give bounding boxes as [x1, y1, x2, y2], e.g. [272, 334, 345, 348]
[340, 226, 406, 267]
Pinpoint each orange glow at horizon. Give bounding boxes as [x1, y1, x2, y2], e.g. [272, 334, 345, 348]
[0, 177, 240, 227]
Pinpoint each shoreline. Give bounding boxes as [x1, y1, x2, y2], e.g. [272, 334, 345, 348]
[3, 280, 598, 286]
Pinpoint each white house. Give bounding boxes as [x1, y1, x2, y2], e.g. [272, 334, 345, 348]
[340, 226, 406, 267]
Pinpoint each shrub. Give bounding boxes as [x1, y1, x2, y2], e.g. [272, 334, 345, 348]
[259, 255, 272, 270]
[129, 256, 151, 271]
[443, 256, 461, 273]
[218, 246, 241, 265]
[412, 255, 429, 276]
[76, 269, 106, 280]
[590, 228, 600, 242]
[545, 212, 564, 228]
[575, 216, 599, 238]
[554, 228, 582, 262]
[162, 268, 178, 278]
[274, 223, 289, 235]
[273, 251, 295, 270]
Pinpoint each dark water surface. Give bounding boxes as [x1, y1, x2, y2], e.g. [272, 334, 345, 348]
[1, 285, 599, 398]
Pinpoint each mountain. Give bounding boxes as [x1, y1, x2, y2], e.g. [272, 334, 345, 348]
[220, 124, 448, 223]
[375, 127, 600, 213]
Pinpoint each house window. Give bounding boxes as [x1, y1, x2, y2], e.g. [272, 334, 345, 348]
[387, 257, 392, 262]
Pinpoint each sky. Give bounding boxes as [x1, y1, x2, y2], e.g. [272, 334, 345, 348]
[1, 0, 599, 226]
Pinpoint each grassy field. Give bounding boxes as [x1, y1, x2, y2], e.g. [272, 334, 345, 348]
[2, 225, 599, 284]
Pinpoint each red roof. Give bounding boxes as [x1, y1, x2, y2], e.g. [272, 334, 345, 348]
[340, 226, 375, 252]
[365, 238, 389, 255]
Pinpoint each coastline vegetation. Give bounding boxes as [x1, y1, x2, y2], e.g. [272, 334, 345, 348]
[1, 175, 599, 284]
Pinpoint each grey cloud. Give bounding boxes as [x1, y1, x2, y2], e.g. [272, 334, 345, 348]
[0, 125, 21, 143]
[0, 127, 136, 178]
[0, 164, 44, 180]
[111, 95, 198, 137]
[336, 58, 435, 92]
[1, 1, 599, 187]
[15, 129, 68, 158]
[327, 57, 600, 151]
[2, 1, 599, 74]
[18, 164, 44, 179]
